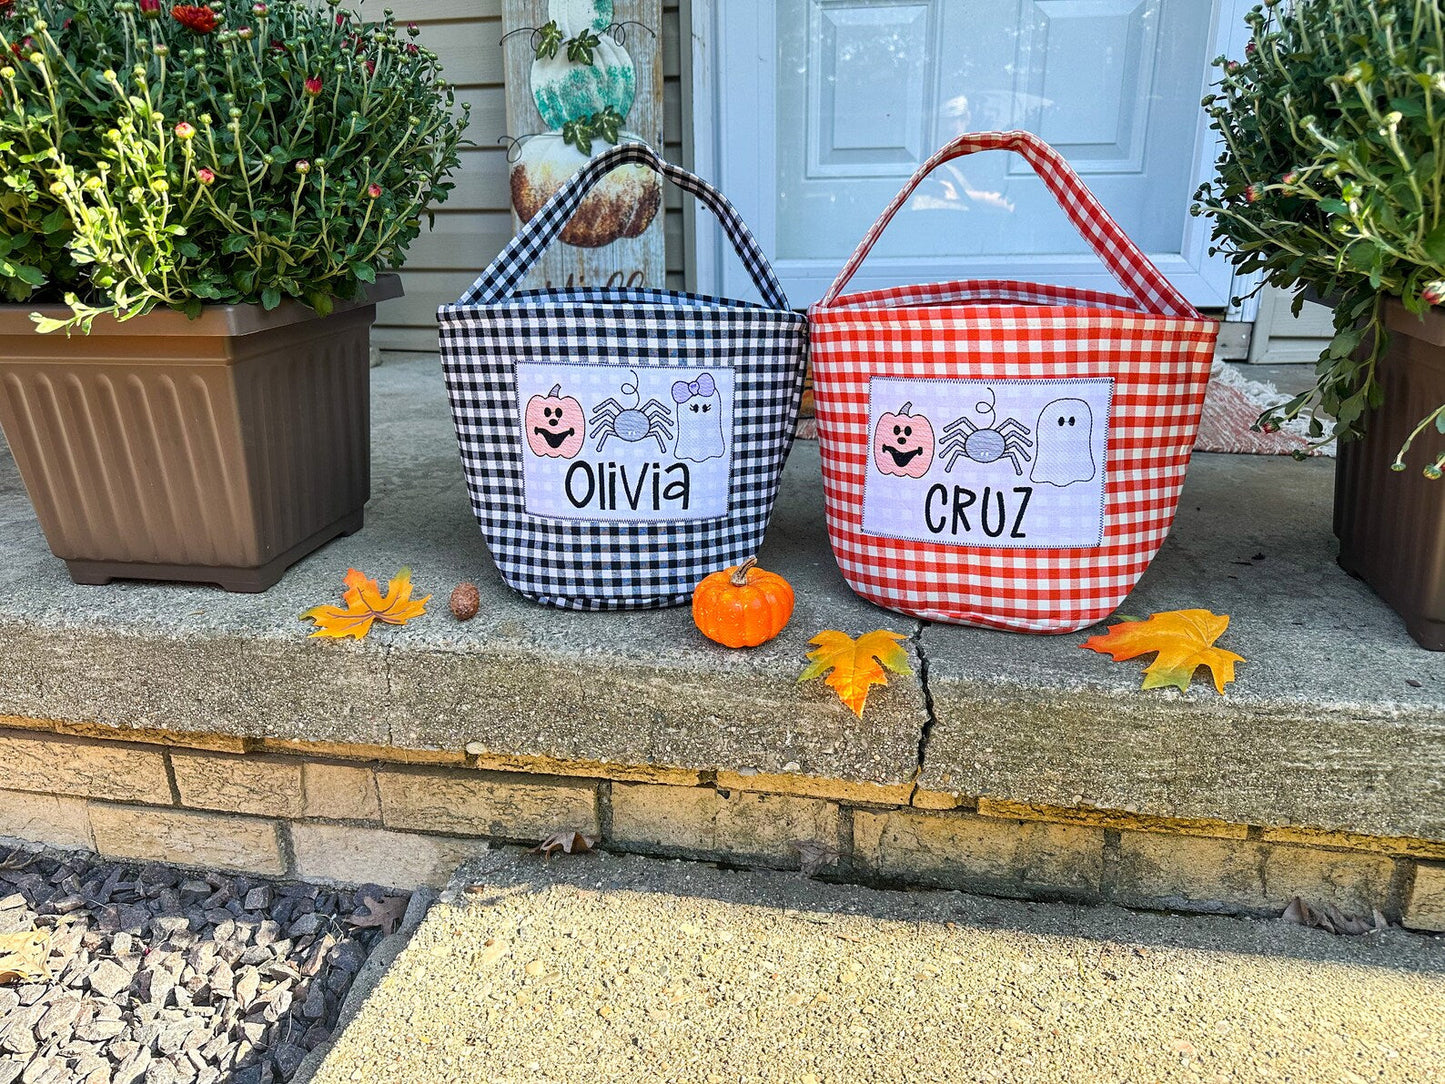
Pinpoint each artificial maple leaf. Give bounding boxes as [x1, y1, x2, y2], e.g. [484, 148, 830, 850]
[302, 567, 430, 640]
[799, 629, 913, 718]
[531, 829, 598, 860]
[0, 929, 51, 985]
[347, 893, 409, 936]
[1080, 609, 1244, 694]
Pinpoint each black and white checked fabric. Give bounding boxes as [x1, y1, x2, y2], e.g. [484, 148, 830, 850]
[437, 142, 808, 610]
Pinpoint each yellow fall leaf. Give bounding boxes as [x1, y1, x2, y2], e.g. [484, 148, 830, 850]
[799, 629, 914, 717]
[0, 929, 51, 986]
[302, 567, 430, 640]
[1080, 609, 1244, 694]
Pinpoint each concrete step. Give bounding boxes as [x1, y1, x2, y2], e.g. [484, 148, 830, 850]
[0, 354, 1442, 921]
[305, 851, 1445, 1084]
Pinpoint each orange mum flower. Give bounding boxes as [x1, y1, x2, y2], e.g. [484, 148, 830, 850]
[171, 5, 218, 33]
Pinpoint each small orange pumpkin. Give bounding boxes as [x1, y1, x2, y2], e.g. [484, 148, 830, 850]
[692, 557, 795, 648]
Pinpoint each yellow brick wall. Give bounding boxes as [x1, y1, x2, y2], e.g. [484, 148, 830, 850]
[0, 719, 1440, 931]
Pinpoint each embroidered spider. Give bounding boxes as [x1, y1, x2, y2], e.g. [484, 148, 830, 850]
[589, 371, 674, 453]
[939, 389, 1034, 476]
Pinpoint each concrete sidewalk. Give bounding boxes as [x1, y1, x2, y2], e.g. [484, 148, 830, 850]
[307, 851, 1445, 1084]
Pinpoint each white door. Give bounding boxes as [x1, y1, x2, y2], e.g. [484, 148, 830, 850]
[691, 0, 1252, 309]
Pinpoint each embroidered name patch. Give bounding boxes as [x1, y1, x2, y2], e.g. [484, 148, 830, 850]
[860, 377, 1113, 548]
[516, 361, 735, 523]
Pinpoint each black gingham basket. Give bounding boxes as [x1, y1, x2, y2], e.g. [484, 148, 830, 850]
[437, 142, 808, 610]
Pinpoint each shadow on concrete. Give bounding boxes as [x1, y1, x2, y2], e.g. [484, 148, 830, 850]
[455, 849, 1445, 978]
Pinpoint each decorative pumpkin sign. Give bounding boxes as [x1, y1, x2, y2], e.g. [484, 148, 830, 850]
[528, 2, 636, 130]
[525, 383, 586, 459]
[506, 0, 662, 249]
[873, 402, 935, 478]
[510, 133, 661, 248]
[692, 557, 794, 648]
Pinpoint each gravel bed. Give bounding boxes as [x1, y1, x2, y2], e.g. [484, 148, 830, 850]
[0, 844, 404, 1084]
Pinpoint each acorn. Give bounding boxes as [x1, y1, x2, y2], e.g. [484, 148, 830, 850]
[449, 581, 480, 621]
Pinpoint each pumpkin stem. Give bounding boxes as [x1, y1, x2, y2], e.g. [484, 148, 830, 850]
[548, 383, 562, 397]
[900, 402, 913, 414]
[730, 556, 758, 586]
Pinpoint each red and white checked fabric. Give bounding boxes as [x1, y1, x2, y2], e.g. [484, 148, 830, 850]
[808, 131, 1220, 633]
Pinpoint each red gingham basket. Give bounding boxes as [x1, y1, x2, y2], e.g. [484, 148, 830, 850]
[807, 131, 1220, 633]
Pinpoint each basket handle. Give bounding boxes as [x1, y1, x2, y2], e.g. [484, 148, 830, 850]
[816, 130, 1197, 318]
[463, 141, 789, 310]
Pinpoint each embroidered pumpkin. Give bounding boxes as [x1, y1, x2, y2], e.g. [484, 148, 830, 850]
[525, 383, 586, 459]
[873, 402, 935, 478]
[692, 557, 794, 648]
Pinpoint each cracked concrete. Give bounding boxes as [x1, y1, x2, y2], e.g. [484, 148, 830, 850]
[0, 355, 1440, 841]
[904, 617, 936, 807]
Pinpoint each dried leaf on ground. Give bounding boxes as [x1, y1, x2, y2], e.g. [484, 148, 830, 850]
[793, 840, 842, 877]
[799, 629, 913, 717]
[532, 830, 598, 860]
[1282, 897, 1388, 936]
[347, 894, 409, 936]
[0, 929, 51, 985]
[1080, 609, 1245, 694]
[302, 567, 430, 640]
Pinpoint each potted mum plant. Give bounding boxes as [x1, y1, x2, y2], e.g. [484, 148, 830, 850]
[1196, 0, 1445, 650]
[0, 0, 466, 590]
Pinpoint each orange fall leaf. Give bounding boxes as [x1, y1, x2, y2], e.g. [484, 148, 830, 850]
[1080, 609, 1244, 694]
[799, 629, 913, 717]
[302, 567, 430, 640]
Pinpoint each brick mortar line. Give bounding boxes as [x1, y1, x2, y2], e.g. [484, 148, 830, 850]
[1100, 827, 1122, 900]
[1388, 859, 1418, 925]
[275, 819, 299, 877]
[160, 747, 183, 807]
[80, 802, 545, 848]
[596, 780, 614, 841]
[0, 787, 180, 810]
[839, 806, 858, 879]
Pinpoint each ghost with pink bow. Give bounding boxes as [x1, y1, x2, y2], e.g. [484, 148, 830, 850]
[671, 371, 726, 463]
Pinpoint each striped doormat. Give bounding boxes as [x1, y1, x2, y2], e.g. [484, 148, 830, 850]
[1193, 361, 1333, 457]
[794, 361, 1332, 457]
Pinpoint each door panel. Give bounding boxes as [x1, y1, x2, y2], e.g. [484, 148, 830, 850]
[808, 2, 935, 175]
[1016, 0, 1160, 168]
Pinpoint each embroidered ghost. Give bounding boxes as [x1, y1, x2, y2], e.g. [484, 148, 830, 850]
[671, 372, 726, 462]
[1031, 398, 1096, 487]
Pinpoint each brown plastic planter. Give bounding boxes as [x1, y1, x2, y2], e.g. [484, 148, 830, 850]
[1335, 298, 1445, 650]
[0, 276, 401, 591]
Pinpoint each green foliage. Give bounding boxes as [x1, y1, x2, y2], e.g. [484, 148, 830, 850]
[1194, 0, 1445, 473]
[0, 0, 468, 331]
[560, 106, 623, 155]
[534, 19, 563, 60]
[564, 29, 600, 66]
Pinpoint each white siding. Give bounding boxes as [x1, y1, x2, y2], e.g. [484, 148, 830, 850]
[1247, 285, 1335, 365]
